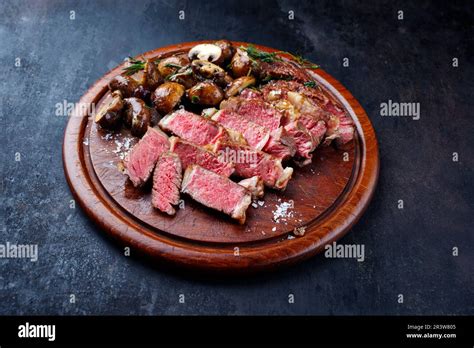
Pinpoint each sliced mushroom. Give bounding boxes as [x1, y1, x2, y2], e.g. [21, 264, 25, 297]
[191, 60, 224, 79]
[229, 48, 253, 78]
[187, 81, 224, 106]
[167, 66, 197, 89]
[191, 59, 233, 87]
[225, 76, 256, 98]
[214, 40, 235, 63]
[157, 54, 190, 78]
[95, 91, 124, 129]
[188, 44, 222, 63]
[152, 82, 185, 115]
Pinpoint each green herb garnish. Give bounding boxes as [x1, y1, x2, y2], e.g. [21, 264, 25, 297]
[164, 63, 183, 69]
[240, 45, 283, 63]
[123, 57, 145, 76]
[191, 95, 200, 104]
[303, 81, 317, 88]
[285, 52, 320, 69]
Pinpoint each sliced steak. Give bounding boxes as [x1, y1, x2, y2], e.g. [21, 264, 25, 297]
[238, 176, 264, 199]
[212, 109, 270, 150]
[123, 127, 170, 187]
[214, 141, 293, 190]
[261, 126, 297, 160]
[261, 80, 355, 145]
[170, 137, 234, 177]
[159, 109, 229, 146]
[215, 104, 296, 160]
[182, 165, 252, 224]
[283, 121, 315, 166]
[152, 152, 182, 215]
[236, 99, 283, 131]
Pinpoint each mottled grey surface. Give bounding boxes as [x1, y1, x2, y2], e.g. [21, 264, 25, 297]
[0, 0, 472, 315]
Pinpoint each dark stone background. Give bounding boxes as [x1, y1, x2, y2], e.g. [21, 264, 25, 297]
[1, 0, 472, 315]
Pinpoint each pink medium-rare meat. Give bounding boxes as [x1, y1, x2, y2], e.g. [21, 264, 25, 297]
[261, 126, 297, 160]
[159, 109, 229, 146]
[123, 127, 170, 187]
[152, 152, 182, 215]
[283, 121, 315, 166]
[213, 108, 295, 160]
[212, 109, 295, 160]
[213, 141, 293, 190]
[235, 99, 282, 131]
[170, 137, 234, 177]
[220, 97, 282, 131]
[238, 176, 264, 199]
[261, 80, 355, 145]
[181, 165, 252, 224]
[211, 109, 270, 150]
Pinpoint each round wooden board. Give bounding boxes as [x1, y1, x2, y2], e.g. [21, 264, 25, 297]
[63, 41, 379, 273]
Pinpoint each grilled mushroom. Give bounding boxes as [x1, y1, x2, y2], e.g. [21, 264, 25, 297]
[123, 97, 160, 137]
[191, 60, 233, 87]
[95, 91, 124, 129]
[167, 66, 198, 89]
[152, 82, 185, 115]
[229, 48, 253, 78]
[108, 75, 140, 98]
[144, 59, 163, 91]
[188, 44, 222, 64]
[225, 76, 256, 98]
[214, 40, 235, 63]
[157, 54, 190, 78]
[187, 81, 224, 106]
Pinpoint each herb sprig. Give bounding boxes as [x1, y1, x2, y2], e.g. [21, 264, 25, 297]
[240, 45, 283, 63]
[286, 52, 320, 69]
[165, 63, 184, 69]
[240, 45, 320, 69]
[303, 81, 317, 88]
[123, 57, 145, 76]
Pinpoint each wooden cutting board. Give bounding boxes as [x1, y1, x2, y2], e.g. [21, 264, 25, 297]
[62, 41, 379, 273]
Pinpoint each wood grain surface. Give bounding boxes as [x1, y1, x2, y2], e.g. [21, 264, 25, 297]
[62, 41, 379, 272]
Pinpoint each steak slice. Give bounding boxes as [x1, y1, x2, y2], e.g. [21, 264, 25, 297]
[159, 109, 229, 146]
[123, 127, 170, 187]
[170, 137, 234, 177]
[182, 165, 252, 224]
[214, 107, 295, 160]
[214, 141, 293, 190]
[235, 99, 283, 131]
[261, 126, 297, 161]
[212, 109, 270, 150]
[262, 80, 355, 145]
[152, 152, 182, 215]
[238, 176, 264, 199]
[283, 121, 315, 166]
